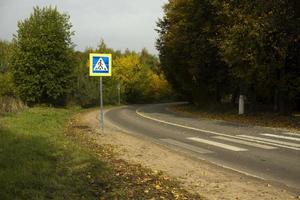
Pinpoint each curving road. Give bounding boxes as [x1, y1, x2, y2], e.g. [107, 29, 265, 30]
[105, 103, 300, 193]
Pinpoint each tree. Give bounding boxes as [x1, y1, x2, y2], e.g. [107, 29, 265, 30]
[216, 0, 300, 112]
[157, 0, 299, 113]
[11, 6, 74, 105]
[114, 53, 152, 103]
[0, 40, 11, 73]
[156, 0, 230, 106]
[140, 48, 161, 74]
[0, 40, 16, 97]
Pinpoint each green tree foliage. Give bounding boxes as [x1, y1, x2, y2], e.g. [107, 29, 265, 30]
[0, 40, 25, 113]
[140, 48, 161, 74]
[0, 40, 15, 96]
[11, 6, 74, 105]
[216, 0, 300, 112]
[0, 40, 11, 73]
[156, 0, 230, 105]
[157, 0, 299, 113]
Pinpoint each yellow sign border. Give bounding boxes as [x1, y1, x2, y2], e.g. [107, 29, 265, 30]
[89, 53, 112, 77]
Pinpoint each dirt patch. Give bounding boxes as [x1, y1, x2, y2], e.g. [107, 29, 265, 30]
[78, 109, 299, 200]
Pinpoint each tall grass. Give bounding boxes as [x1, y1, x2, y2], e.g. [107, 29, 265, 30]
[0, 96, 26, 114]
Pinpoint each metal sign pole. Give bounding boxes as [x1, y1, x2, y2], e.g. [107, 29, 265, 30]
[117, 82, 121, 105]
[100, 77, 104, 134]
[90, 53, 112, 134]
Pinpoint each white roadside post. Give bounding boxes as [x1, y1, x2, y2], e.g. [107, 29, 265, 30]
[239, 95, 245, 115]
[89, 53, 112, 134]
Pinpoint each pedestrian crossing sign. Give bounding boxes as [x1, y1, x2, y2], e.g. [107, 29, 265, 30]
[89, 53, 112, 76]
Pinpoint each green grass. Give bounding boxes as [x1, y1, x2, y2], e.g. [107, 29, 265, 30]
[0, 107, 111, 200]
[0, 106, 202, 199]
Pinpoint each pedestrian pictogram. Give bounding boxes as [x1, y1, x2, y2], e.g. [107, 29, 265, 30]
[94, 57, 108, 71]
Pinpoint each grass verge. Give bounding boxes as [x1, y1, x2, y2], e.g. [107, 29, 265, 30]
[0, 107, 202, 199]
[0, 107, 113, 199]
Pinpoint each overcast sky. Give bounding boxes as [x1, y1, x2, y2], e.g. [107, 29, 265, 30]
[0, 0, 167, 54]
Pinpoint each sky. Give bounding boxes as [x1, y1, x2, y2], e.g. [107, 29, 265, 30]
[0, 0, 167, 54]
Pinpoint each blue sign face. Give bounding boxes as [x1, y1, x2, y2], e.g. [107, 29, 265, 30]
[89, 54, 112, 76]
[92, 56, 109, 74]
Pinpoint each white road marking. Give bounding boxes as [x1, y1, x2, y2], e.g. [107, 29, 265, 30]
[160, 138, 213, 154]
[282, 132, 300, 137]
[238, 135, 300, 148]
[136, 109, 300, 151]
[235, 136, 300, 151]
[187, 137, 248, 152]
[213, 136, 277, 150]
[136, 109, 224, 135]
[261, 133, 300, 142]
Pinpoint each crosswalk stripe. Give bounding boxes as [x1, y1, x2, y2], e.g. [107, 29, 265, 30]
[160, 138, 213, 154]
[212, 136, 277, 150]
[261, 133, 300, 142]
[235, 136, 300, 151]
[238, 135, 300, 148]
[137, 109, 300, 151]
[187, 137, 248, 152]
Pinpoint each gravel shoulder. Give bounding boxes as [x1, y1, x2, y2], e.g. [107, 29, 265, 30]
[79, 108, 299, 200]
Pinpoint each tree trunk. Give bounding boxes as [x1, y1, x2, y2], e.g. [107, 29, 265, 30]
[216, 83, 221, 104]
[278, 90, 290, 114]
[273, 88, 279, 112]
[231, 88, 239, 106]
[249, 88, 257, 113]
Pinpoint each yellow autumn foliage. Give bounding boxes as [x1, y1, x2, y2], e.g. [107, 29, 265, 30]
[113, 53, 172, 102]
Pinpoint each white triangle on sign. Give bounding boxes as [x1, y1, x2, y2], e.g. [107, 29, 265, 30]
[94, 57, 108, 71]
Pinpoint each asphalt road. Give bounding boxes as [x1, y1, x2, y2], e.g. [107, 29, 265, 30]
[105, 103, 300, 192]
